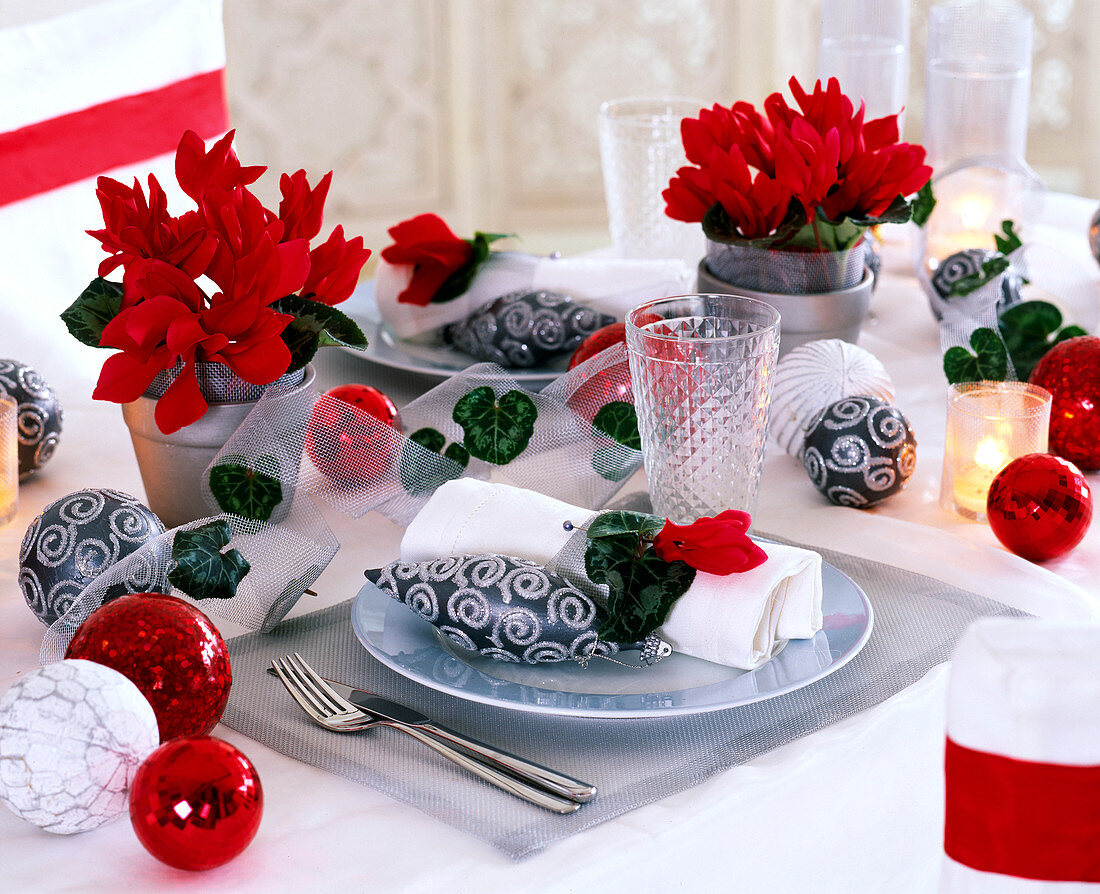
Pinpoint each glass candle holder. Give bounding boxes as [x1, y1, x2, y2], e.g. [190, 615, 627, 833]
[0, 395, 17, 525]
[940, 381, 1051, 521]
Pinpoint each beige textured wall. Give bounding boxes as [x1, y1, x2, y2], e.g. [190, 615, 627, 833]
[3, 0, 1097, 261]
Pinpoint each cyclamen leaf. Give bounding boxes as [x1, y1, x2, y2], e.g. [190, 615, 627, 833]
[943, 327, 1008, 384]
[592, 401, 641, 450]
[453, 386, 538, 465]
[999, 300, 1088, 380]
[169, 520, 251, 601]
[586, 510, 664, 543]
[910, 182, 937, 227]
[398, 427, 469, 495]
[272, 294, 368, 373]
[60, 278, 123, 348]
[434, 231, 513, 303]
[209, 460, 283, 521]
[993, 219, 1024, 256]
[947, 256, 1011, 297]
[592, 443, 638, 482]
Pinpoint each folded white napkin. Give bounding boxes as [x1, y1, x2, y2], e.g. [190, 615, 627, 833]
[941, 618, 1100, 891]
[400, 479, 823, 669]
[375, 251, 693, 339]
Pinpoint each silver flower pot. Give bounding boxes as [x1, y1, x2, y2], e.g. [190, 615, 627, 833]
[696, 261, 874, 358]
[121, 365, 313, 529]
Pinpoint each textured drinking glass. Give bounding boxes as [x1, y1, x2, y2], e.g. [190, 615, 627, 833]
[940, 381, 1051, 521]
[626, 294, 781, 523]
[818, 0, 909, 128]
[924, 2, 1033, 171]
[598, 97, 706, 266]
[0, 395, 17, 525]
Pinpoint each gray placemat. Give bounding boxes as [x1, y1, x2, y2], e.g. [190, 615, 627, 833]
[221, 541, 1024, 860]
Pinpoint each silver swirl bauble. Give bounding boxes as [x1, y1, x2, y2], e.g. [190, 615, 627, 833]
[18, 489, 166, 625]
[0, 359, 63, 480]
[770, 340, 895, 457]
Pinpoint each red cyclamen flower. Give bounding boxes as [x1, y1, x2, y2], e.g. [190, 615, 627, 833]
[651, 510, 768, 576]
[380, 213, 473, 306]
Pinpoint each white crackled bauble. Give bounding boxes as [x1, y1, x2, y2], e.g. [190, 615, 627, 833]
[18, 488, 167, 626]
[769, 339, 896, 457]
[0, 659, 159, 834]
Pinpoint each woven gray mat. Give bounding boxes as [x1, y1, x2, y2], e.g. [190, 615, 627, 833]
[221, 539, 1023, 860]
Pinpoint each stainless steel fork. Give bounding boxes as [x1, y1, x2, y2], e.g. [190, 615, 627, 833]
[270, 654, 582, 814]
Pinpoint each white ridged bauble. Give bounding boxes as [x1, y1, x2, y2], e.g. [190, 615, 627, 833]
[769, 339, 896, 457]
[0, 659, 159, 834]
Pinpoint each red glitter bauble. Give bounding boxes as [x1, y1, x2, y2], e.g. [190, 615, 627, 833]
[65, 593, 232, 742]
[130, 736, 262, 871]
[568, 322, 627, 369]
[986, 453, 1093, 561]
[1029, 335, 1100, 470]
[306, 384, 402, 486]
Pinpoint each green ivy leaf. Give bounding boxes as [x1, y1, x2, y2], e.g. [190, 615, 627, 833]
[60, 278, 123, 348]
[272, 294, 368, 373]
[209, 460, 283, 521]
[433, 231, 513, 303]
[169, 520, 251, 601]
[453, 386, 538, 465]
[398, 427, 470, 495]
[943, 327, 1009, 384]
[999, 300, 1088, 380]
[910, 181, 937, 227]
[582, 514, 695, 644]
[592, 401, 641, 450]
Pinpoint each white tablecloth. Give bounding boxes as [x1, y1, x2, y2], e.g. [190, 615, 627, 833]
[1, 195, 1097, 893]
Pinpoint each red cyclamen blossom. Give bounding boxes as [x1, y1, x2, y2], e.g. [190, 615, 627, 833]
[651, 510, 768, 576]
[380, 213, 473, 306]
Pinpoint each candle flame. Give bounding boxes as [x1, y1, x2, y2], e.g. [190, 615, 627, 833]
[974, 437, 1008, 473]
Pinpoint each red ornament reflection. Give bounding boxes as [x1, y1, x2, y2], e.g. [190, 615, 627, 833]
[130, 736, 263, 871]
[306, 384, 402, 486]
[1029, 335, 1100, 470]
[66, 593, 231, 741]
[568, 322, 627, 369]
[986, 453, 1093, 561]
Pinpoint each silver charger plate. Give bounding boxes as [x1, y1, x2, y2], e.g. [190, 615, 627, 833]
[350, 559, 874, 718]
[340, 281, 570, 386]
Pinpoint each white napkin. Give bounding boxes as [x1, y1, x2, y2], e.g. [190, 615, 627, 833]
[941, 618, 1100, 892]
[375, 251, 693, 339]
[400, 479, 823, 669]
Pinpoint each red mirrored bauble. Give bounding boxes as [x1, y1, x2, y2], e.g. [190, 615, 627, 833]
[986, 453, 1093, 561]
[1029, 335, 1100, 470]
[130, 736, 262, 871]
[306, 384, 402, 486]
[65, 593, 231, 741]
[568, 322, 627, 369]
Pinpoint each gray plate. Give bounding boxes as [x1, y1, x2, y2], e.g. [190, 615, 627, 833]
[350, 559, 873, 718]
[341, 282, 570, 385]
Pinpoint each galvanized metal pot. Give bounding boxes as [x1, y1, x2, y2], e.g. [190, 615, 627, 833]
[121, 365, 313, 529]
[696, 260, 874, 358]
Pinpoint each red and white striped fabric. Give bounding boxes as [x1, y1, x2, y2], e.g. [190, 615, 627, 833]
[0, 0, 228, 379]
[942, 618, 1100, 892]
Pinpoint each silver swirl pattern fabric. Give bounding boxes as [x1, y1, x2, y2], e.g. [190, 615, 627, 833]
[0, 359, 63, 479]
[18, 488, 167, 625]
[365, 554, 620, 664]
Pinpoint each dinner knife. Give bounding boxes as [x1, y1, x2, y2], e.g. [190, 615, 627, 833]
[325, 679, 598, 804]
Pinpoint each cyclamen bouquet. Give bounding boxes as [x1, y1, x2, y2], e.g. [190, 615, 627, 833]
[664, 76, 933, 253]
[62, 130, 372, 434]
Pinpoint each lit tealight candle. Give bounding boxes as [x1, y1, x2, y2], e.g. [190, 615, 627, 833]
[940, 382, 1052, 521]
[0, 395, 17, 525]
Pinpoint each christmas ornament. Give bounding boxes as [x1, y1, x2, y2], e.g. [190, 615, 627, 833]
[443, 290, 614, 368]
[130, 736, 263, 871]
[366, 554, 670, 664]
[770, 339, 896, 457]
[306, 384, 402, 486]
[986, 453, 1092, 561]
[568, 321, 627, 369]
[0, 359, 63, 479]
[565, 359, 634, 423]
[18, 488, 166, 626]
[0, 659, 158, 834]
[928, 248, 1023, 320]
[802, 397, 917, 508]
[65, 593, 232, 742]
[1028, 336, 1100, 470]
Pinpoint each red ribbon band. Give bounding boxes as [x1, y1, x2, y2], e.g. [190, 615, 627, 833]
[944, 736, 1100, 882]
[0, 68, 229, 207]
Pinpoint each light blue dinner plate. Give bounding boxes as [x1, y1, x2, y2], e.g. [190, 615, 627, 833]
[340, 281, 570, 386]
[350, 558, 874, 718]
